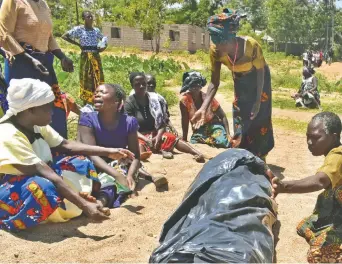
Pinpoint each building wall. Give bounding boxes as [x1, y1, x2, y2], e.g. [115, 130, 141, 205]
[102, 22, 210, 52]
[187, 25, 210, 53]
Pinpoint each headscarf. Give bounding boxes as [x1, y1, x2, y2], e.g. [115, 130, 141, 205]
[207, 8, 243, 44]
[180, 71, 207, 93]
[0, 78, 55, 123]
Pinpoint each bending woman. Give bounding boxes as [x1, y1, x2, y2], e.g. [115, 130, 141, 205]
[0, 78, 133, 231]
[62, 11, 106, 104]
[180, 71, 230, 148]
[125, 72, 205, 162]
[191, 9, 274, 160]
[78, 84, 168, 207]
[0, 0, 74, 139]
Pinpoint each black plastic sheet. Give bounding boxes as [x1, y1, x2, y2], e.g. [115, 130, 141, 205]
[150, 149, 277, 263]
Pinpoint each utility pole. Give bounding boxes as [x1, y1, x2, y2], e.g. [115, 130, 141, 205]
[75, 0, 80, 25]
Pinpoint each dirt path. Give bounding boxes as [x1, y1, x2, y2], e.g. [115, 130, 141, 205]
[316, 62, 342, 81]
[0, 86, 323, 263]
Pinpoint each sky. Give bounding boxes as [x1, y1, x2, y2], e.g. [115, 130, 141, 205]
[337, 1, 342, 9]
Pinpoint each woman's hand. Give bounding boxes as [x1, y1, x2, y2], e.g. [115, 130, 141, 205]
[126, 175, 137, 191]
[2, 48, 14, 64]
[271, 177, 285, 199]
[82, 200, 110, 221]
[61, 57, 74, 72]
[250, 102, 260, 120]
[32, 58, 49, 75]
[152, 134, 163, 151]
[108, 148, 135, 161]
[191, 109, 206, 130]
[229, 134, 241, 148]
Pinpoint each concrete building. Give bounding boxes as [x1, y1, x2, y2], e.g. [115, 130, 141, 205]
[102, 23, 210, 52]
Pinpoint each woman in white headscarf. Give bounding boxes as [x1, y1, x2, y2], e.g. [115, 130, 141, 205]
[0, 78, 134, 231]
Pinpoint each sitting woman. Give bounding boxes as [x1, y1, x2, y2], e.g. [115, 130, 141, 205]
[291, 67, 320, 109]
[0, 78, 133, 231]
[78, 84, 168, 207]
[180, 71, 231, 148]
[129, 73, 178, 136]
[125, 72, 205, 162]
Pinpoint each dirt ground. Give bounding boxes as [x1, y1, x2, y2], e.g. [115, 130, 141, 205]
[1, 63, 341, 263]
[1, 91, 324, 263]
[316, 62, 342, 81]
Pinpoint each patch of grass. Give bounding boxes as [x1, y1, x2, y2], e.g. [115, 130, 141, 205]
[272, 91, 342, 114]
[273, 117, 308, 134]
[53, 52, 184, 107]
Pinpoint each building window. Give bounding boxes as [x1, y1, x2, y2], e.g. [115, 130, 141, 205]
[169, 30, 180, 41]
[201, 33, 205, 45]
[192, 32, 196, 44]
[111, 27, 121, 39]
[143, 32, 153, 40]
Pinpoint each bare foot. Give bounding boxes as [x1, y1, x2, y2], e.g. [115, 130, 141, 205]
[153, 176, 168, 188]
[194, 154, 205, 163]
[79, 192, 111, 216]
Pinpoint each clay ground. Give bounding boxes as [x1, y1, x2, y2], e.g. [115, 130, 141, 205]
[1, 62, 341, 263]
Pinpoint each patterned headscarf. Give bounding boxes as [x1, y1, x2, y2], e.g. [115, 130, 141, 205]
[180, 71, 207, 93]
[207, 8, 243, 44]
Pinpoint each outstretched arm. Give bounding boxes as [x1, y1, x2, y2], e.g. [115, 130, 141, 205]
[201, 62, 221, 112]
[272, 172, 331, 198]
[216, 106, 231, 138]
[13, 162, 109, 221]
[191, 62, 221, 129]
[77, 125, 130, 189]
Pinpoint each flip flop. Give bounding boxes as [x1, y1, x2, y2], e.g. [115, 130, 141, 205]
[140, 151, 152, 161]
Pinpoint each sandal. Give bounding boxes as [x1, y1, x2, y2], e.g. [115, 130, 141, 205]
[161, 151, 174, 159]
[140, 151, 152, 161]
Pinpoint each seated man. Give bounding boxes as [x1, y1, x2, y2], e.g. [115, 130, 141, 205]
[272, 112, 342, 262]
[180, 71, 231, 148]
[0, 78, 133, 231]
[292, 67, 320, 109]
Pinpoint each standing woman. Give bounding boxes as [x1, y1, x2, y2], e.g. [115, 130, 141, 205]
[191, 8, 274, 160]
[62, 11, 106, 104]
[0, 0, 74, 139]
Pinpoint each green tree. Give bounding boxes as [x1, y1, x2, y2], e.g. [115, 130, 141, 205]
[111, 0, 183, 53]
[239, 0, 267, 31]
[168, 0, 226, 27]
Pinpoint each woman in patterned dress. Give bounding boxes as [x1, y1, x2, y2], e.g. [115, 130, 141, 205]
[272, 112, 342, 263]
[62, 11, 107, 104]
[180, 71, 231, 148]
[0, 78, 135, 231]
[191, 8, 274, 160]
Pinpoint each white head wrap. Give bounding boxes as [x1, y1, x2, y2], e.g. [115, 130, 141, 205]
[0, 78, 55, 123]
